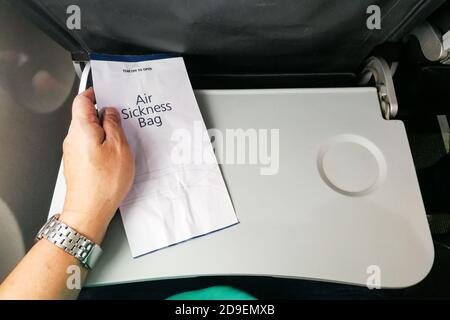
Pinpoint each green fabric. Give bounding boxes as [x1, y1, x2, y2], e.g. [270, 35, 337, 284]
[166, 286, 257, 300]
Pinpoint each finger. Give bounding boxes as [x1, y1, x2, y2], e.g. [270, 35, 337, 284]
[69, 87, 104, 144]
[72, 87, 99, 125]
[101, 107, 127, 144]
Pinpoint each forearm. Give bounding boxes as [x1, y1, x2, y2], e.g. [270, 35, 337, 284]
[0, 239, 88, 300]
[0, 211, 109, 300]
[0, 88, 134, 300]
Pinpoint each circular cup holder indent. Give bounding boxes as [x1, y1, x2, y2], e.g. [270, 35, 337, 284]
[317, 134, 387, 196]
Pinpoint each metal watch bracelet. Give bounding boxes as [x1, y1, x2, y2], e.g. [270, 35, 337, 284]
[35, 214, 103, 270]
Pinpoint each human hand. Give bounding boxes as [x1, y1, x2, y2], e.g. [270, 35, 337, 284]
[60, 88, 135, 244]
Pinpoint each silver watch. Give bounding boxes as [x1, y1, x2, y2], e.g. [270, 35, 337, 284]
[35, 214, 103, 269]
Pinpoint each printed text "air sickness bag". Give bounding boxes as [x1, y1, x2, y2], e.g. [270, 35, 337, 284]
[90, 54, 238, 257]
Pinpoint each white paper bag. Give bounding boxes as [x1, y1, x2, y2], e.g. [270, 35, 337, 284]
[50, 54, 238, 258]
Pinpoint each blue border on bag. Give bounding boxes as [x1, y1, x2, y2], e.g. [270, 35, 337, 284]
[89, 52, 178, 62]
[133, 221, 240, 258]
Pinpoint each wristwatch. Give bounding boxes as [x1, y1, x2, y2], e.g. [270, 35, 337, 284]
[35, 214, 103, 270]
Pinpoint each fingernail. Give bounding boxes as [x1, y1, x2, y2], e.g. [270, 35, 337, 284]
[104, 107, 117, 115]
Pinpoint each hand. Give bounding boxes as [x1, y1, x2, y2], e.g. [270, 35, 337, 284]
[60, 88, 135, 244]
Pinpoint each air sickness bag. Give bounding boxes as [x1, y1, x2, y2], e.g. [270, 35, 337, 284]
[85, 54, 238, 257]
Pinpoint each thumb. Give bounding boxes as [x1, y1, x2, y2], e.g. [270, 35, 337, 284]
[72, 87, 99, 125]
[101, 107, 127, 143]
[69, 87, 104, 144]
